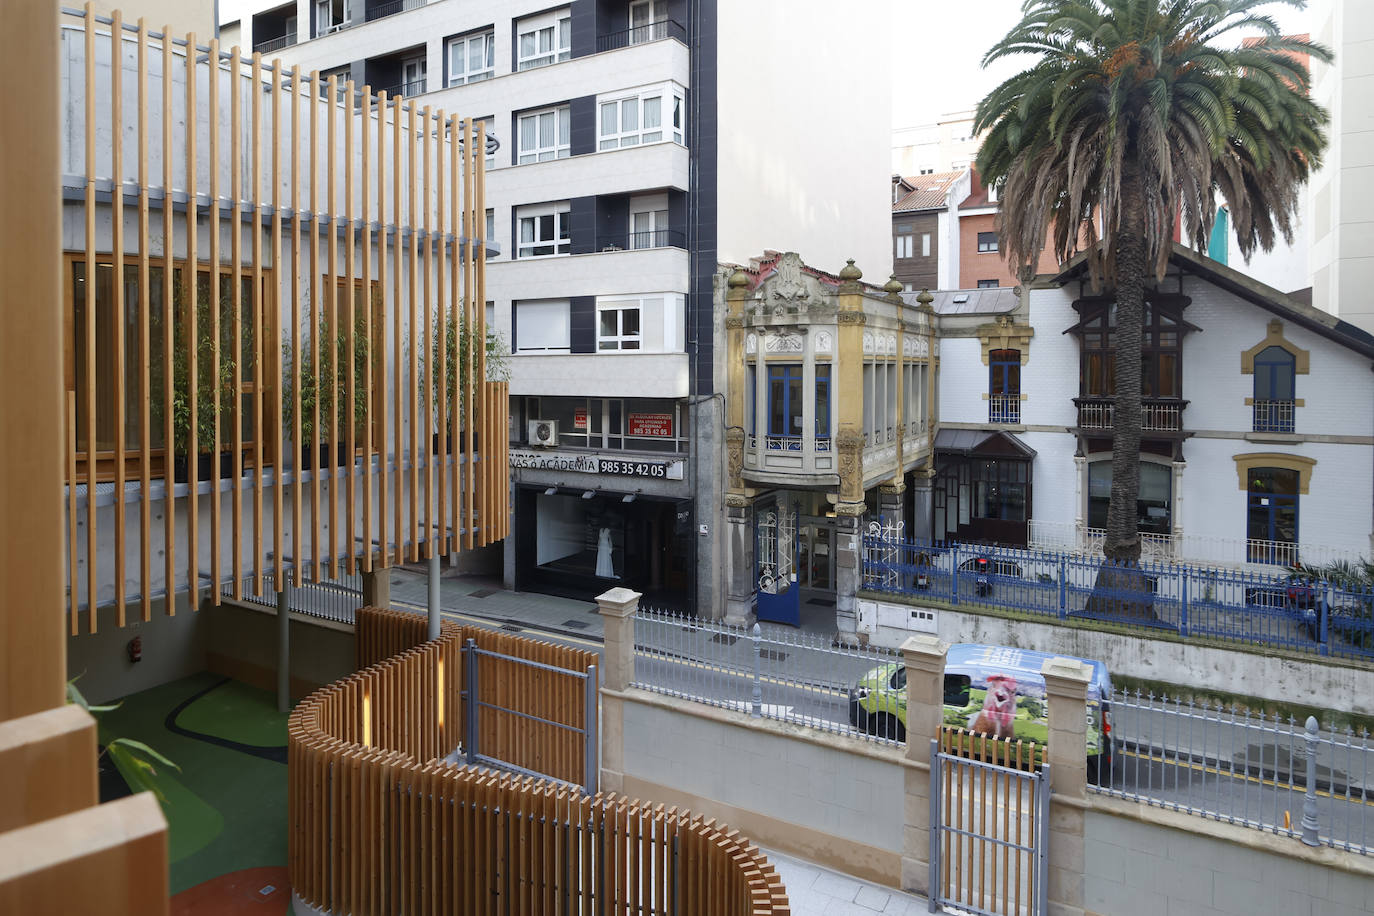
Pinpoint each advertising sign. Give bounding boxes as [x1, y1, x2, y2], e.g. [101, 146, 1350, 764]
[628, 413, 673, 438]
[573, 407, 588, 430]
[509, 449, 684, 481]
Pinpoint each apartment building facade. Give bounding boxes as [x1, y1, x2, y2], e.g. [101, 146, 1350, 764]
[220, 0, 893, 614]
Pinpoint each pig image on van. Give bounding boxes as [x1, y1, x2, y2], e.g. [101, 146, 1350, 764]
[847, 643, 1114, 783]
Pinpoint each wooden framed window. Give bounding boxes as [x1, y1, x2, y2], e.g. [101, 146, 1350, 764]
[66, 254, 275, 482]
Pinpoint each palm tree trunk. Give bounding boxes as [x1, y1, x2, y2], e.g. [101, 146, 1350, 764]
[1105, 157, 1145, 564]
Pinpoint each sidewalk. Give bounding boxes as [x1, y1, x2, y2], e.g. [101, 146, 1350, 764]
[762, 847, 928, 915]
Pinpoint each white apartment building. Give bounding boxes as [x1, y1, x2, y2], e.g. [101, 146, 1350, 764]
[218, 0, 893, 614]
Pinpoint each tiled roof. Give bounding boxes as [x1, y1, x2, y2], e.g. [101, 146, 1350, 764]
[892, 170, 963, 213]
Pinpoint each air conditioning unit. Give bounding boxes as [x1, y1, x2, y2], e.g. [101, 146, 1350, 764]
[528, 419, 558, 448]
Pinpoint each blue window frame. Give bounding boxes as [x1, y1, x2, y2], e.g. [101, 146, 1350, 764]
[747, 364, 756, 435]
[815, 364, 831, 440]
[767, 364, 803, 443]
[1253, 346, 1295, 433]
[989, 349, 1020, 423]
[1247, 467, 1299, 564]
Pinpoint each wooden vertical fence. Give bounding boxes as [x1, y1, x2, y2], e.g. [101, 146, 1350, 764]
[292, 608, 793, 916]
[60, 9, 507, 628]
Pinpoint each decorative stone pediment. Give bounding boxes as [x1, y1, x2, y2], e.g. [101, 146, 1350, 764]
[770, 252, 811, 305]
[764, 332, 804, 354]
[976, 315, 1034, 365]
[1241, 319, 1310, 374]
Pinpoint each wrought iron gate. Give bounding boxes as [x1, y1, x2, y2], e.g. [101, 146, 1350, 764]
[930, 730, 1050, 916]
[755, 500, 800, 626]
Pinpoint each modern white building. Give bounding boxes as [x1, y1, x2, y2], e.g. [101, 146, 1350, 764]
[927, 244, 1374, 568]
[1307, 0, 1374, 336]
[891, 108, 980, 176]
[217, 0, 893, 614]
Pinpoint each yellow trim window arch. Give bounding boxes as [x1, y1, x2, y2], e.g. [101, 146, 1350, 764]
[1232, 452, 1316, 495]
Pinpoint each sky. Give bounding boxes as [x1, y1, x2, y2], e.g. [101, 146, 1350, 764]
[891, 0, 1315, 129]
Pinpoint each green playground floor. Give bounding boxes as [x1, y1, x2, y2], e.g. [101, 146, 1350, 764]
[95, 672, 291, 898]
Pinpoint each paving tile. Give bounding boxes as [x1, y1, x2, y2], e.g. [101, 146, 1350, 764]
[855, 884, 891, 911]
[812, 870, 863, 902]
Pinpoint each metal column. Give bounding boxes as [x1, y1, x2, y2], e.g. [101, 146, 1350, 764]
[276, 582, 291, 713]
[427, 552, 441, 640]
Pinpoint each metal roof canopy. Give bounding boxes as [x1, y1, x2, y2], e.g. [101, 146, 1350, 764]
[933, 428, 1037, 459]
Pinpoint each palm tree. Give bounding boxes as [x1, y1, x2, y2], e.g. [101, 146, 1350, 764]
[975, 0, 1329, 567]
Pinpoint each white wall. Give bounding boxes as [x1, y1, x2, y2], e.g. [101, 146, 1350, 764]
[716, 0, 892, 279]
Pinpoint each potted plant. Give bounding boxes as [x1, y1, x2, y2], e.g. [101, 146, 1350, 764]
[168, 274, 239, 484]
[427, 305, 510, 454]
[283, 311, 371, 471]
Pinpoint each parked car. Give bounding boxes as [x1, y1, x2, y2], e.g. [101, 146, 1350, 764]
[848, 643, 1115, 784]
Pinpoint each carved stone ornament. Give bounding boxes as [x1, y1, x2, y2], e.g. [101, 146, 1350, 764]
[725, 493, 750, 508]
[835, 430, 865, 501]
[745, 333, 757, 355]
[770, 252, 810, 305]
[815, 330, 833, 354]
[886, 334, 897, 356]
[833, 501, 866, 518]
[725, 316, 745, 330]
[863, 331, 875, 354]
[764, 333, 804, 354]
[836, 311, 866, 325]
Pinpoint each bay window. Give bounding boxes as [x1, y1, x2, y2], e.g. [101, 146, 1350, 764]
[446, 30, 494, 86]
[597, 302, 643, 351]
[599, 83, 685, 150]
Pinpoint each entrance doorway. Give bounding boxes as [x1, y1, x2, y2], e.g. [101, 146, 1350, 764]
[798, 516, 835, 590]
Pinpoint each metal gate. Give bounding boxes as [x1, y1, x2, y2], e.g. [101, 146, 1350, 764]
[756, 500, 800, 626]
[462, 639, 600, 794]
[930, 729, 1050, 916]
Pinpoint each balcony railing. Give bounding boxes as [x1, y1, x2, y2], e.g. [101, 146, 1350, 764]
[1253, 399, 1295, 433]
[365, 0, 427, 23]
[595, 18, 687, 53]
[988, 393, 1020, 424]
[766, 435, 802, 452]
[1075, 397, 1185, 432]
[253, 31, 297, 54]
[381, 77, 427, 98]
[596, 229, 686, 252]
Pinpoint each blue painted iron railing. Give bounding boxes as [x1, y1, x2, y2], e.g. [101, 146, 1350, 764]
[862, 536, 1374, 661]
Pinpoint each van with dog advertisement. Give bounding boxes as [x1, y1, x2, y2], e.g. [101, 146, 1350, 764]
[847, 643, 1114, 782]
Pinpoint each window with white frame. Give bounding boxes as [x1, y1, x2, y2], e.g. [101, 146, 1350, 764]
[516, 9, 571, 71]
[895, 223, 913, 259]
[517, 106, 570, 164]
[921, 233, 931, 257]
[629, 196, 670, 249]
[516, 202, 570, 258]
[597, 300, 646, 350]
[514, 299, 570, 352]
[599, 83, 684, 150]
[447, 30, 494, 86]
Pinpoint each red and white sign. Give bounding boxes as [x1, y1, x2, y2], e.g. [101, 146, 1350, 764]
[628, 413, 673, 438]
[573, 407, 589, 430]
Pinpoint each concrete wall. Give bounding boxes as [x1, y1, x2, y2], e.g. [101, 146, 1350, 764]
[66, 592, 209, 705]
[1085, 795, 1374, 916]
[206, 601, 356, 700]
[619, 689, 905, 886]
[860, 596, 1374, 718]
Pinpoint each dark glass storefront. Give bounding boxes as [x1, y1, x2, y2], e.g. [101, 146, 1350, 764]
[513, 486, 694, 610]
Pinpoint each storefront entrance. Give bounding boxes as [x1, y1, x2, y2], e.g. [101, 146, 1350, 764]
[514, 487, 693, 609]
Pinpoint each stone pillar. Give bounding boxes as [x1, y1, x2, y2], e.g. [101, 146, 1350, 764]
[596, 587, 642, 794]
[910, 468, 935, 542]
[361, 568, 390, 609]
[878, 482, 906, 534]
[900, 635, 947, 896]
[1041, 656, 1092, 916]
[832, 506, 863, 642]
[724, 494, 755, 626]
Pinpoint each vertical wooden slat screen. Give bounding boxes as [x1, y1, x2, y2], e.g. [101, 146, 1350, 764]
[299, 609, 794, 916]
[63, 14, 507, 629]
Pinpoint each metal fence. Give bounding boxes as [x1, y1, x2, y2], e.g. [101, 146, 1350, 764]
[1097, 690, 1371, 855]
[221, 571, 364, 624]
[632, 606, 903, 746]
[863, 537, 1374, 661]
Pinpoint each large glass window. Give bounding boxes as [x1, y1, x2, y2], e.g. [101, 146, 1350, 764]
[1078, 299, 1182, 398]
[989, 348, 1020, 423]
[1087, 460, 1172, 534]
[526, 396, 687, 454]
[895, 224, 913, 259]
[516, 203, 570, 258]
[1253, 345, 1296, 433]
[599, 83, 684, 149]
[516, 10, 571, 71]
[446, 30, 494, 86]
[815, 364, 831, 440]
[972, 460, 1028, 521]
[767, 364, 803, 446]
[597, 303, 642, 351]
[517, 106, 570, 164]
[1247, 467, 1299, 563]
